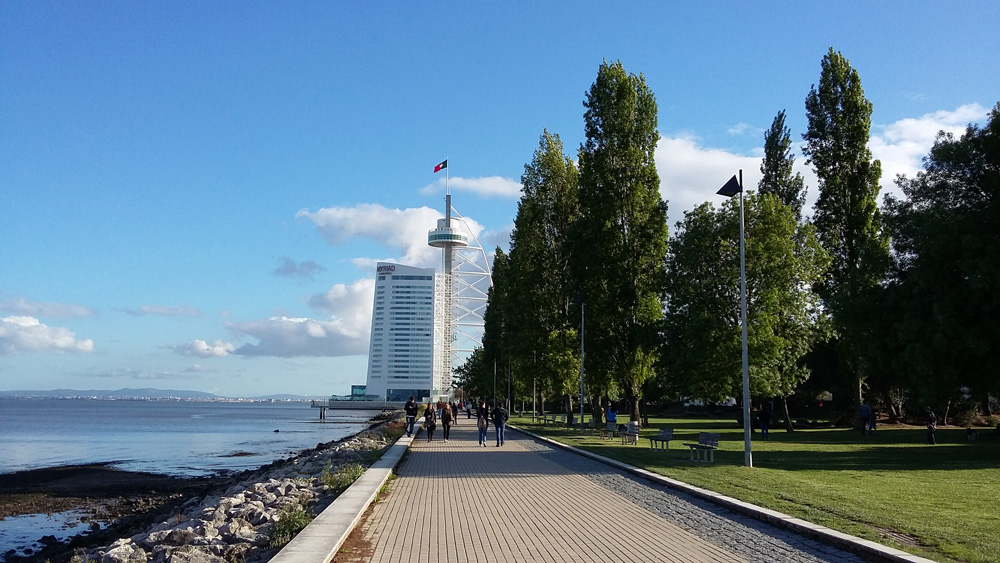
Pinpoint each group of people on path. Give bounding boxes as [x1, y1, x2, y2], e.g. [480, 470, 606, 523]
[403, 396, 508, 446]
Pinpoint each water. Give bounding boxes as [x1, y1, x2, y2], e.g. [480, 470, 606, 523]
[0, 398, 379, 477]
[0, 398, 381, 558]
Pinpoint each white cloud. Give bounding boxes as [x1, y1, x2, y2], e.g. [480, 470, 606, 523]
[0, 316, 95, 355]
[297, 203, 486, 270]
[0, 297, 94, 319]
[420, 176, 522, 198]
[656, 104, 990, 226]
[655, 135, 767, 226]
[171, 339, 236, 358]
[229, 314, 370, 358]
[870, 103, 989, 200]
[117, 305, 203, 317]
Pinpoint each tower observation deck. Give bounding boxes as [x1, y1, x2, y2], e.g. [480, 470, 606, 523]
[428, 163, 492, 398]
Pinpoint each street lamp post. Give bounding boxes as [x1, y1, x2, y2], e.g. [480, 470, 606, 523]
[574, 295, 585, 432]
[718, 170, 752, 468]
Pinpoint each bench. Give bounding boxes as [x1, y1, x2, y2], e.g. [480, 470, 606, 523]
[601, 420, 617, 439]
[648, 428, 673, 451]
[683, 432, 720, 462]
[586, 418, 597, 434]
[621, 421, 640, 445]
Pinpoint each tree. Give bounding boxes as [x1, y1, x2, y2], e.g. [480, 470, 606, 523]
[882, 103, 1000, 415]
[506, 130, 580, 418]
[759, 110, 807, 220]
[663, 194, 828, 424]
[572, 60, 668, 423]
[802, 47, 889, 423]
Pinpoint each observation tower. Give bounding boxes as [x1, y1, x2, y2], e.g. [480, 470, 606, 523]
[428, 161, 492, 397]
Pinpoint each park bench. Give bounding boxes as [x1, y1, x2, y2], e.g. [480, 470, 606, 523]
[586, 418, 597, 434]
[683, 432, 720, 462]
[621, 421, 640, 445]
[648, 428, 673, 451]
[601, 420, 616, 439]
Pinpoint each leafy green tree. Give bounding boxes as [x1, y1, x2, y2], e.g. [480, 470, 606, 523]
[759, 110, 806, 220]
[883, 103, 1000, 415]
[572, 60, 668, 422]
[663, 194, 828, 421]
[506, 130, 580, 417]
[802, 47, 889, 422]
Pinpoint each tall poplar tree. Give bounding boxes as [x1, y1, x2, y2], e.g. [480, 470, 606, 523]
[572, 60, 668, 422]
[759, 110, 806, 220]
[508, 130, 580, 419]
[802, 48, 889, 418]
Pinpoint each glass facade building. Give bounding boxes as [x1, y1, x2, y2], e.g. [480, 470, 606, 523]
[364, 262, 436, 402]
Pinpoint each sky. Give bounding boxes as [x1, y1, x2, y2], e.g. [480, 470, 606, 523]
[2, 2, 998, 398]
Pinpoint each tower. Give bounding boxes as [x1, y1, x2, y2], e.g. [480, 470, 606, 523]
[427, 163, 492, 398]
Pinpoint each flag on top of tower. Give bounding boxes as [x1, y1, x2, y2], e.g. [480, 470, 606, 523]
[434, 159, 448, 173]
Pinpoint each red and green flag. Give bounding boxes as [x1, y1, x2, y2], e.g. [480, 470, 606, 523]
[433, 159, 448, 173]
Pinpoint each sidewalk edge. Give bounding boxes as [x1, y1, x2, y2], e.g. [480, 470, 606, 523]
[270, 433, 414, 563]
[511, 425, 936, 563]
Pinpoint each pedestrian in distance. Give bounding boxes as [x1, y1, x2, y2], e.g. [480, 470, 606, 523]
[441, 403, 453, 442]
[423, 402, 437, 442]
[859, 400, 873, 435]
[868, 404, 877, 435]
[492, 402, 508, 447]
[476, 400, 490, 447]
[404, 395, 418, 438]
[466, 402, 472, 419]
[450, 401, 459, 425]
[926, 406, 937, 445]
[757, 409, 771, 441]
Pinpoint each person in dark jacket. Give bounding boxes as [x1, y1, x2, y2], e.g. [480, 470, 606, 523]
[476, 400, 489, 447]
[423, 403, 437, 442]
[492, 403, 508, 447]
[441, 404, 454, 442]
[926, 406, 937, 445]
[404, 396, 418, 437]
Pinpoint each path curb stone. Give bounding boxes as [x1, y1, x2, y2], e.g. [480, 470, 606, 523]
[512, 425, 936, 563]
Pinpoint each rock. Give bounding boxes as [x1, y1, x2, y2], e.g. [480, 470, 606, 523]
[163, 545, 226, 563]
[102, 539, 146, 563]
[218, 518, 256, 543]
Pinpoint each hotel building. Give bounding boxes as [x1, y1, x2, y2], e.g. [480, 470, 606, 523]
[364, 262, 437, 402]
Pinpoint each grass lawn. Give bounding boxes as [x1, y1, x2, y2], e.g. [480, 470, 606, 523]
[511, 415, 1000, 563]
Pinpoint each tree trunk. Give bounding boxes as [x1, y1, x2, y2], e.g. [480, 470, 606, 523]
[782, 396, 795, 432]
[629, 395, 641, 426]
[943, 399, 952, 426]
[591, 396, 604, 425]
[883, 389, 902, 423]
[854, 357, 864, 431]
[983, 394, 993, 417]
[565, 393, 574, 426]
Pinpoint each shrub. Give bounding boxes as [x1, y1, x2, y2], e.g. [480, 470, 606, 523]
[950, 401, 979, 427]
[320, 461, 365, 494]
[268, 502, 314, 548]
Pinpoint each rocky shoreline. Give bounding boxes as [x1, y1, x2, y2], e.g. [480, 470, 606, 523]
[2, 411, 404, 563]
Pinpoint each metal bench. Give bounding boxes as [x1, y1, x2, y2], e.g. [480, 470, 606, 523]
[648, 428, 673, 451]
[601, 420, 616, 439]
[621, 421, 640, 445]
[683, 432, 720, 462]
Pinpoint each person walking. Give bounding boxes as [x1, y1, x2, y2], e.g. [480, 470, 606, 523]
[404, 395, 418, 438]
[492, 402, 508, 447]
[423, 402, 437, 442]
[757, 409, 771, 441]
[926, 406, 937, 445]
[476, 400, 489, 447]
[859, 400, 873, 435]
[441, 403, 453, 442]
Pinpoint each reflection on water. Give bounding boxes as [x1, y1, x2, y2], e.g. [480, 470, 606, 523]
[0, 510, 102, 560]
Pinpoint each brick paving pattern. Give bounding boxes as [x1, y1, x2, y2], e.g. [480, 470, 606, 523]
[347, 422, 868, 563]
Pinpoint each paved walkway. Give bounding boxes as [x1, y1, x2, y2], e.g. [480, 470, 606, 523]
[336, 422, 868, 563]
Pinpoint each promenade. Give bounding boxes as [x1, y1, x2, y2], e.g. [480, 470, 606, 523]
[334, 422, 869, 563]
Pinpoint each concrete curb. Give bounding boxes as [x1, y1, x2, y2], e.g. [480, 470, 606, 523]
[511, 425, 936, 563]
[270, 432, 413, 563]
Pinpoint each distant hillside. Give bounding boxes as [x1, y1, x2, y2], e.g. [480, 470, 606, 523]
[0, 388, 221, 399]
[0, 388, 321, 400]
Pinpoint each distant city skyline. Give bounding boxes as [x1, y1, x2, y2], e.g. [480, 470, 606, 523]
[2, 2, 998, 397]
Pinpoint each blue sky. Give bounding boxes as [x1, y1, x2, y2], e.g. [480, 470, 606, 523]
[2, 2, 997, 397]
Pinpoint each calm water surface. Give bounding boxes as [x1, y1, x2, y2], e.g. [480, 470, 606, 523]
[0, 398, 379, 477]
[0, 398, 381, 558]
